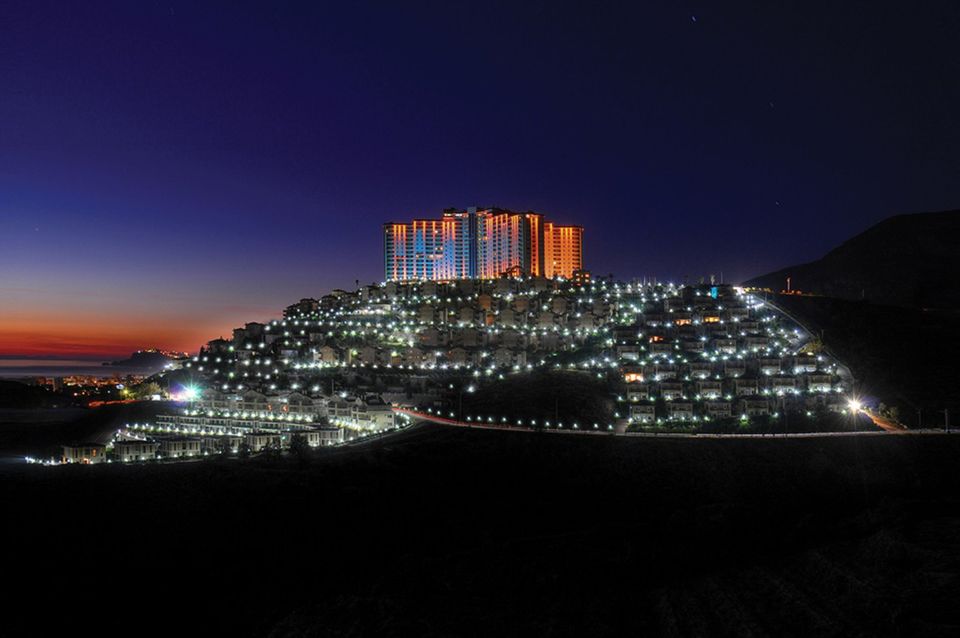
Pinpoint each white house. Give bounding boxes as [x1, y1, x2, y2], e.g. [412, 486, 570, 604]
[629, 404, 656, 424]
[660, 381, 684, 401]
[667, 402, 694, 420]
[293, 427, 343, 447]
[245, 432, 282, 452]
[62, 443, 107, 464]
[158, 437, 201, 458]
[704, 401, 732, 418]
[733, 378, 759, 396]
[695, 380, 723, 399]
[739, 398, 770, 416]
[113, 440, 159, 462]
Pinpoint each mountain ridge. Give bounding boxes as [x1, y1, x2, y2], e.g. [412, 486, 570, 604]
[746, 209, 960, 309]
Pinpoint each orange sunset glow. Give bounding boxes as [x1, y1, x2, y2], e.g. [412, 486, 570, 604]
[0, 308, 265, 360]
[0, 317, 226, 359]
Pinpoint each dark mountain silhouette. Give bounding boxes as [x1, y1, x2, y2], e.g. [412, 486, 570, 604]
[746, 210, 960, 309]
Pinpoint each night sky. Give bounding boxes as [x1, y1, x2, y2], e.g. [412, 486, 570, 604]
[2, 1, 958, 358]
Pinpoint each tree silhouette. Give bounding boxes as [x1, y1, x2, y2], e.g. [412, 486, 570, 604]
[289, 433, 311, 462]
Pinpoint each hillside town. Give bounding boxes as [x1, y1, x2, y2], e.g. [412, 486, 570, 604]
[56, 274, 852, 464]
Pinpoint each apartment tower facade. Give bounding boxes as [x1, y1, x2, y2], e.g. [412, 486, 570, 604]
[384, 207, 583, 281]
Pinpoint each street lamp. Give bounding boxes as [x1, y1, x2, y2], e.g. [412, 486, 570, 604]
[450, 383, 478, 424]
[847, 398, 862, 414]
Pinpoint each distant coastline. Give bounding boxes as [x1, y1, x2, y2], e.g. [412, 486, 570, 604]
[0, 359, 146, 379]
[0, 349, 184, 380]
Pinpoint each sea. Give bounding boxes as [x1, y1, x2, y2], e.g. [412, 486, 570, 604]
[0, 359, 155, 379]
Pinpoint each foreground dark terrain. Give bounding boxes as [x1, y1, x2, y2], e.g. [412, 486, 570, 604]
[5, 423, 960, 637]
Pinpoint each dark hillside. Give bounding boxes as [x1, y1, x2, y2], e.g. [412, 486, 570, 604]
[773, 294, 960, 424]
[747, 210, 960, 309]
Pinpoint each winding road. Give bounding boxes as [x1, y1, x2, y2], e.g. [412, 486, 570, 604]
[393, 407, 931, 439]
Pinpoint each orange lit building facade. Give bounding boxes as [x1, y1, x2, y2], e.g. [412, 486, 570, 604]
[543, 222, 583, 279]
[384, 207, 583, 281]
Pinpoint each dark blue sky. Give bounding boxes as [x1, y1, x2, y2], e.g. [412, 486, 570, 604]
[2, 1, 959, 355]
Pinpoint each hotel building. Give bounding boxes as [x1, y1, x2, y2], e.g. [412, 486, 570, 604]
[544, 222, 584, 281]
[384, 207, 583, 281]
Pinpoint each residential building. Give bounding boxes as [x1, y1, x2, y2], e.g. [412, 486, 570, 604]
[245, 432, 282, 452]
[158, 437, 201, 458]
[667, 402, 694, 420]
[739, 398, 771, 416]
[113, 440, 159, 462]
[704, 401, 733, 418]
[629, 404, 656, 424]
[384, 207, 584, 281]
[543, 222, 583, 279]
[297, 427, 344, 447]
[62, 443, 107, 464]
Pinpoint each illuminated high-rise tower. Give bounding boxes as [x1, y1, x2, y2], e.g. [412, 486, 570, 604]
[476, 209, 538, 278]
[441, 207, 479, 278]
[384, 207, 582, 281]
[543, 222, 584, 279]
[383, 218, 447, 281]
